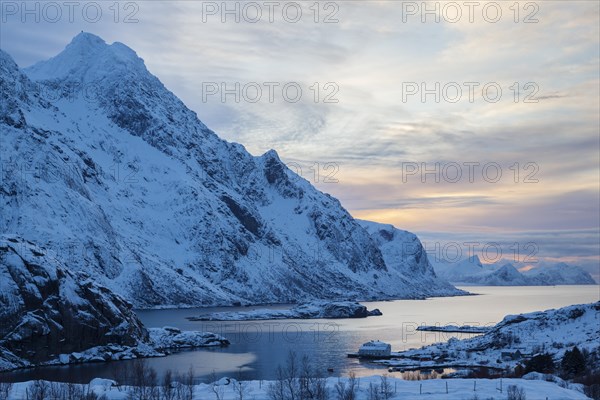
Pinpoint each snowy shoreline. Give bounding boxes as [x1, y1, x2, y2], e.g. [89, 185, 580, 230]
[373, 302, 600, 373]
[0, 327, 229, 374]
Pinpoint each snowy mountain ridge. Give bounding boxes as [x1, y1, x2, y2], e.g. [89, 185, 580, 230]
[0, 32, 462, 308]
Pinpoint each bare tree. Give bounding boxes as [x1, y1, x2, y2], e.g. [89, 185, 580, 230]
[0, 382, 14, 400]
[127, 359, 159, 400]
[148, 367, 160, 400]
[268, 365, 288, 400]
[268, 351, 302, 400]
[110, 363, 128, 391]
[335, 373, 357, 400]
[299, 355, 328, 400]
[269, 352, 328, 400]
[26, 380, 49, 400]
[209, 370, 225, 400]
[66, 381, 79, 400]
[367, 383, 381, 400]
[284, 351, 300, 400]
[181, 366, 195, 400]
[162, 369, 175, 400]
[48, 381, 63, 399]
[379, 375, 393, 400]
[233, 369, 249, 400]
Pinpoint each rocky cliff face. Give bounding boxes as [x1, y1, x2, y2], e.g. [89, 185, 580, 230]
[0, 236, 147, 369]
[357, 220, 459, 297]
[0, 33, 462, 308]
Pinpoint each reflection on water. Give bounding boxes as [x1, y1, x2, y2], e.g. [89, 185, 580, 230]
[1, 285, 597, 383]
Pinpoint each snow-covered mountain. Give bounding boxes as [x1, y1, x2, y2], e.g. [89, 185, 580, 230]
[357, 220, 458, 297]
[434, 257, 596, 286]
[434, 255, 490, 283]
[0, 33, 462, 308]
[523, 263, 597, 285]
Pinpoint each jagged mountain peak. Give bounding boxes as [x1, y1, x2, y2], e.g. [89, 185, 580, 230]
[498, 262, 517, 271]
[0, 48, 17, 68]
[464, 254, 482, 266]
[470, 254, 482, 264]
[25, 32, 146, 82]
[261, 148, 281, 161]
[69, 31, 107, 50]
[0, 49, 34, 127]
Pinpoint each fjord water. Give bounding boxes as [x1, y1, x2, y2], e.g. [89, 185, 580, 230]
[2, 286, 598, 384]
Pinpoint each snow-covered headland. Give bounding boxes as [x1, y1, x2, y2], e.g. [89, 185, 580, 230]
[376, 302, 600, 373]
[188, 301, 383, 321]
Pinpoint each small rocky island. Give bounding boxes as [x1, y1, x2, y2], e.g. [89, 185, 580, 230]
[188, 301, 383, 321]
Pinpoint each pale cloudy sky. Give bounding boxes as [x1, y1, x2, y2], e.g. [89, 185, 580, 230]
[1, 1, 599, 277]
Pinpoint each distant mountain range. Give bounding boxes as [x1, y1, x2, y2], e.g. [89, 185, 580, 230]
[434, 256, 597, 286]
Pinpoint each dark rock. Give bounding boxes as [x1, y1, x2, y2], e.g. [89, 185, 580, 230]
[0, 236, 148, 366]
[368, 308, 383, 316]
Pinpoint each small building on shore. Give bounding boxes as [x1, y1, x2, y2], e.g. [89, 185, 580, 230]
[358, 340, 391, 358]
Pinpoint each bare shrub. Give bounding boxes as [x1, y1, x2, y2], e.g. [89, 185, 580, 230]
[268, 352, 328, 400]
[49, 381, 67, 399]
[127, 359, 158, 400]
[26, 380, 49, 400]
[506, 384, 526, 400]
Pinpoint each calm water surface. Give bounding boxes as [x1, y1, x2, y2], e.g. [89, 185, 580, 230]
[2, 285, 598, 383]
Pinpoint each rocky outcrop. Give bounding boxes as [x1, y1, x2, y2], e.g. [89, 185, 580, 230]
[0, 236, 228, 372]
[0, 236, 147, 367]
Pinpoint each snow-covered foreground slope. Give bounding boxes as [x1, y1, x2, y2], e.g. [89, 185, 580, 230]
[0, 33, 463, 308]
[380, 302, 600, 372]
[0, 236, 227, 372]
[434, 256, 596, 286]
[2, 375, 591, 400]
